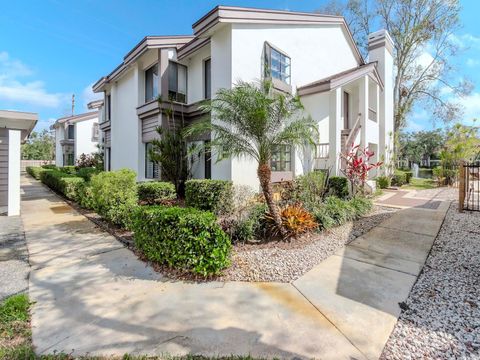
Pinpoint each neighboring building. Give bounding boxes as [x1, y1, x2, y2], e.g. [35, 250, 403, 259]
[93, 6, 394, 188]
[52, 100, 102, 167]
[0, 110, 37, 216]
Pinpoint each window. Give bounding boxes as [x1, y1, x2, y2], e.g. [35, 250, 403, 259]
[145, 64, 159, 102]
[105, 94, 111, 121]
[343, 91, 350, 129]
[271, 145, 292, 171]
[67, 124, 74, 140]
[145, 143, 160, 179]
[105, 147, 111, 171]
[204, 58, 211, 99]
[168, 61, 187, 103]
[64, 152, 74, 166]
[264, 43, 291, 84]
[92, 123, 99, 141]
[204, 140, 211, 179]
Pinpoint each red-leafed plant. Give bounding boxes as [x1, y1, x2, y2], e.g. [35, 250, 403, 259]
[340, 145, 382, 195]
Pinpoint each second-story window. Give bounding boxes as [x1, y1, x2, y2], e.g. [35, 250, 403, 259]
[264, 43, 291, 85]
[105, 94, 111, 121]
[168, 61, 187, 103]
[204, 58, 211, 99]
[145, 64, 159, 102]
[67, 124, 75, 140]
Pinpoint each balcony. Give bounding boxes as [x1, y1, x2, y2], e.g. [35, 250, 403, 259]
[368, 108, 377, 122]
[314, 143, 329, 159]
[136, 99, 207, 121]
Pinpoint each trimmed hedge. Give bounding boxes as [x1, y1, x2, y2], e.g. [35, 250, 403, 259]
[328, 176, 349, 199]
[88, 169, 138, 227]
[376, 175, 391, 189]
[137, 181, 176, 205]
[185, 179, 233, 214]
[392, 170, 408, 186]
[77, 167, 101, 181]
[26, 166, 46, 180]
[403, 171, 413, 183]
[59, 166, 77, 174]
[131, 206, 231, 276]
[39, 169, 85, 201]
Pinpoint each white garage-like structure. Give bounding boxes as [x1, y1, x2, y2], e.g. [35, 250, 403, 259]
[0, 110, 37, 216]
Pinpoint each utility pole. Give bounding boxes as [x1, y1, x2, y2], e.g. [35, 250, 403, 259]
[71, 94, 75, 116]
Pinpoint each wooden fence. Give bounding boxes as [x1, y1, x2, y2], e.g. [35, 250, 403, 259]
[459, 161, 480, 211]
[20, 160, 54, 172]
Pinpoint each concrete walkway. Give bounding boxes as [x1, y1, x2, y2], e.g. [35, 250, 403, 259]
[21, 175, 450, 359]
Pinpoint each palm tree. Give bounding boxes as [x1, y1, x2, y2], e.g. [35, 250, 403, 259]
[184, 80, 318, 234]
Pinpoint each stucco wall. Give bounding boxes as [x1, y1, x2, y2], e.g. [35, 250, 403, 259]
[55, 126, 64, 166]
[75, 117, 99, 159]
[182, 44, 211, 104]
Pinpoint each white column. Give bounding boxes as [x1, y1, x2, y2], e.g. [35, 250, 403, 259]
[359, 75, 369, 149]
[8, 130, 20, 216]
[328, 87, 342, 176]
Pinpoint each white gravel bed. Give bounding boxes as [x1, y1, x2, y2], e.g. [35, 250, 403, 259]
[381, 202, 480, 359]
[218, 205, 397, 282]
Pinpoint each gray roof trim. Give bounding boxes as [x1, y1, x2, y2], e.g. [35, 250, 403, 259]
[87, 99, 104, 110]
[192, 5, 364, 64]
[93, 36, 194, 93]
[53, 111, 98, 127]
[297, 62, 383, 96]
[177, 37, 211, 60]
[0, 110, 37, 140]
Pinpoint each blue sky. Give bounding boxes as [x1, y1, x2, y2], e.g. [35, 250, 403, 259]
[0, 0, 479, 133]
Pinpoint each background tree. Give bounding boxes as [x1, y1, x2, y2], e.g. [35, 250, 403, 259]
[441, 122, 480, 164]
[317, 0, 471, 131]
[21, 129, 55, 160]
[184, 80, 317, 234]
[398, 129, 444, 164]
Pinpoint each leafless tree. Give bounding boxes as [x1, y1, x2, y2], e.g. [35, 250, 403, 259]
[316, 0, 472, 131]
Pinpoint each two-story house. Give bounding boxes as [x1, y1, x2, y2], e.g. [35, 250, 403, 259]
[52, 100, 102, 166]
[93, 6, 394, 189]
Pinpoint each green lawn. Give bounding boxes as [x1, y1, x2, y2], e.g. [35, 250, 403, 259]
[0, 294, 266, 360]
[401, 178, 437, 190]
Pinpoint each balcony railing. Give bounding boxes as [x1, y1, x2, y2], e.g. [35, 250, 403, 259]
[315, 143, 329, 159]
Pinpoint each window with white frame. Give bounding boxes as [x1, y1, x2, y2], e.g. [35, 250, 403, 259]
[204, 58, 211, 99]
[145, 64, 159, 102]
[145, 143, 160, 179]
[67, 124, 75, 140]
[264, 43, 291, 85]
[105, 94, 111, 121]
[168, 61, 187, 103]
[92, 123, 99, 141]
[271, 145, 292, 171]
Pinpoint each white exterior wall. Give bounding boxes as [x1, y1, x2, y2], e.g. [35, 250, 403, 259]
[7, 130, 20, 216]
[110, 67, 142, 178]
[183, 44, 211, 104]
[75, 117, 99, 158]
[54, 126, 64, 166]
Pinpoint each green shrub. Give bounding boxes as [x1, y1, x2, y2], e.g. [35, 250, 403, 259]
[40, 169, 85, 201]
[137, 181, 176, 205]
[131, 206, 231, 276]
[293, 171, 328, 206]
[221, 203, 268, 243]
[403, 171, 413, 183]
[392, 170, 407, 186]
[77, 183, 96, 210]
[185, 179, 233, 214]
[312, 196, 372, 230]
[26, 166, 45, 180]
[41, 164, 57, 170]
[59, 166, 77, 174]
[349, 196, 373, 216]
[89, 169, 138, 227]
[76, 167, 101, 181]
[376, 176, 391, 189]
[328, 176, 349, 199]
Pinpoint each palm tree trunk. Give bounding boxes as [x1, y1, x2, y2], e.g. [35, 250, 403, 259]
[257, 162, 285, 236]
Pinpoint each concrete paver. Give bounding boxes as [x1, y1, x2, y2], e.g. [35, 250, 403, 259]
[21, 175, 451, 359]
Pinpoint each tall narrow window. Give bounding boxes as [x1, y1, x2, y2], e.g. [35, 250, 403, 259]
[343, 91, 350, 129]
[106, 148, 111, 171]
[204, 58, 211, 99]
[264, 43, 291, 85]
[67, 124, 75, 140]
[168, 61, 187, 103]
[204, 140, 211, 179]
[145, 64, 159, 102]
[145, 143, 160, 179]
[105, 94, 111, 121]
[271, 145, 292, 171]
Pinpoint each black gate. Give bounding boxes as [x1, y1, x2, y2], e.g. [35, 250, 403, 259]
[460, 162, 480, 211]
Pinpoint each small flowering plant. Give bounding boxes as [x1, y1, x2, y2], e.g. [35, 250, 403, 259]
[340, 145, 382, 195]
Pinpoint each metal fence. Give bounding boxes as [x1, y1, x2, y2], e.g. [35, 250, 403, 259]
[20, 160, 54, 172]
[459, 161, 480, 211]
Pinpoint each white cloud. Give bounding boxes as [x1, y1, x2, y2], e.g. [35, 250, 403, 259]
[0, 51, 67, 108]
[466, 58, 480, 67]
[406, 110, 428, 132]
[449, 33, 480, 50]
[459, 92, 480, 122]
[406, 119, 425, 132]
[81, 83, 103, 110]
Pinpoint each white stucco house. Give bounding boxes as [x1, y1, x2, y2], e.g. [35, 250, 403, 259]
[52, 100, 102, 167]
[92, 6, 394, 189]
[0, 110, 37, 216]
